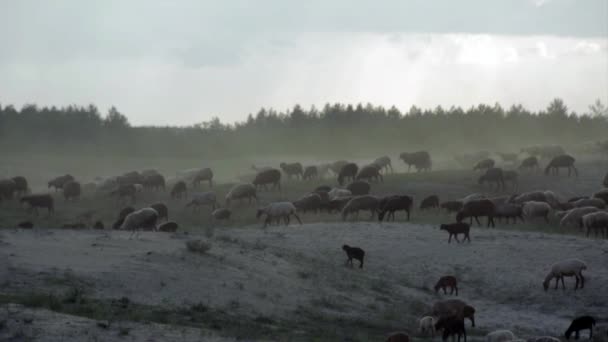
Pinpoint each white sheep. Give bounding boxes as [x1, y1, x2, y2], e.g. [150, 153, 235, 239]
[418, 316, 436, 337]
[510, 190, 546, 204]
[120, 207, 159, 236]
[256, 202, 302, 227]
[573, 197, 606, 209]
[328, 188, 352, 200]
[225, 183, 257, 206]
[522, 201, 551, 222]
[542, 258, 587, 291]
[560, 206, 601, 228]
[486, 330, 516, 342]
[582, 211, 608, 238]
[543, 190, 563, 208]
[186, 191, 218, 210]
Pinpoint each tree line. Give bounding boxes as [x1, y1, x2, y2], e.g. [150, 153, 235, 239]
[0, 99, 607, 158]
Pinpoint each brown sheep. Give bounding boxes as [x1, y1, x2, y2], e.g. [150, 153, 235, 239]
[440, 223, 471, 243]
[441, 201, 463, 213]
[157, 221, 178, 232]
[11, 176, 28, 196]
[518, 156, 540, 172]
[143, 173, 166, 191]
[400, 151, 432, 172]
[48, 174, 75, 191]
[293, 193, 322, 213]
[473, 158, 495, 171]
[378, 195, 413, 221]
[226, 183, 258, 206]
[420, 195, 440, 210]
[150, 203, 169, 222]
[386, 332, 410, 342]
[478, 167, 505, 190]
[0, 179, 17, 200]
[435, 275, 458, 295]
[435, 316, 467, 342]
[171, 181, 187, 199]
[253, 169, 282, 191]
[341, 195, 379, 221]
[303, 166, 318, 180]
[62, 181, 81, 201]
[192, 168, 213, 188]
[346, 180, 371, 196]
[322, 196, 352, 213]
[545, 154, 578, 177]
[338, 163, 359, 186]
[356, 164, 383, 183]
[20, 194, 54, 215]
[342, 245, 365, 268]
[212, 208, 232, 221]
[456, 199, 496, 227]
[280, 162, 304, 180]
[432, 299, 476, 327]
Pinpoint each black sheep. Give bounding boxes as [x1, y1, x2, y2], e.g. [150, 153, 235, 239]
[20, 194, 54, 215]
[378, 195, 413, 221]
[342, 245, 365, 268]
[420, 195, 440, 210]
[565, 316, 595, 340]
[253, 169, 282, 191]
[441, 201, 463, 213]
[435, 316, 466, 342]
[456, 199, 495, 227]
[171, 181, 187, 199]
[440, 223, 471, 243]
[346, 180, 371, 196]
[337, 163, 358, 186]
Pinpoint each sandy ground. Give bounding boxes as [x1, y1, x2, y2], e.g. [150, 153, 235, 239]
[1, 222, 607, 341]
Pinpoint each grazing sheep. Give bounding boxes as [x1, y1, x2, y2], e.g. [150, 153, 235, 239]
[171, 181, 187, 199]
[593, 189, 608, 204]
[400, 151, 432, 172]
[0, 179, 17, 200]
[473, 158, 495, 171]
[582, 211, 608, 238]
[495, 203, 524, 223]
[435, 316, 467, 342]
[522, 201, 551, 223]
[192, 168, 213, 188]
[11, 176, 28, 196]
[157, 221, 178, 232]
[93, 221, 105, 230]
[419, 316, 436, 337]
[110, 184, 137, 204]
[150, 202, 169, 221]
[543, 190, 563, 209]
[315, 185, 332, 193]
[356, 164, 383, 183]
[280, 162, 304, 180]
[117, 171, 143, 186]
[420, 195, 440, 210]
[62, 181, 81, 201]
[338, 163, 359, 186]
[460, 193, 486, 205]
[293, 193, 322, 213]
[256, 202, 302, 227]
[440, 223, 471, 243]
[341, 195, 379, 221]
[478, 167, 505, 190]
[328, 188, 352, 199]
[378, 195, 413, 221]
[543, 258, 587, 291]
[373, 156, 393, 173]
[225, 183, 257, 206]
[253, 168, 282, 191]
[545, 154, 578, 177]
[503, 170, 519, 190]
[48, 174, 75, 191]
[519, 156, 540, 172]
[435, 275, 458, 295]
[497, 153, 518, 163]
[112, 206, 135, 229]
[143, 173, 166, 191]
[565, 316, 596, 340]
[432, 299, 476, 327]
[486, 330, 516, 342]
[386, 332, 410, 342]
[342, 245, 365, 268]
[120, 207, 159, 233]
[187, 191, 218, 210]
[346, 180, 371, 196]
[441, 201, 463, 213]
[303, 166, 318, 180]
[329, 160, 349, 175]
[573, 198, 606, 209]
[510, 191, 547, 205]
[456, 199, 496, 227]
[20, 194, 54, 215]
[560, 207, 601, 228]
[212, 208, 232, 221]
[323, 196, 352, 214]
[17, 221, 33, 229]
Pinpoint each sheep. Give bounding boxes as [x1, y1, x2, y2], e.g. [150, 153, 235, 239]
[62, 181, 81, 201]
[329, 160, 349, 175]
[48, 174, 75, 191]
[435, 316, 467, 342]
[400, 151, 432, 172]
[356, 164, 383, 183]
[378, 195, 413, 221]
[133, 183, 144, 193]
[373, 156, 393, 173]
[386, 332, 410, 342]
[510, 191, 547, 205]
[420, 195, 440, 210]
[120, 208, 159, 234]
[560, 207, 601, 228]
[346, 180, 371, 196]
[0, 179, 17, 200]
[143, 173, 166, 191]
[171, 181, 187, 199]
[328, 188, 352, 200]
[494, 203, 524, 223]
[568, 196, 588, 203]
[110, 184, 137, 204]
[435, 275, 458, 295]
[441, 201, 463, 213]
[432, 299, 476, 327]
[192, 168, 213, 188]
[440, 223, 471, 243]
[118, 171, 143, 186]
[212, 208, 232, 221]
[543, 258, 587, 291]
[187, 191, 218, 211]
[303, 166, 318, 180]
[93, 221, 105, 230]
[342, 245, 365, 268]
[522, 201, 551, 223]
[341, 195, 379, 221]
[419, 316, 436, 337]
[565, 316, 596, 340]
[112, 206, 135, 229]
[293, 193, 322, 213]
[486, 330, 516, 342]
[323, 196, 352, 213]
[17, 221, 34, 229]
[473, 158, 495, 171]
[503, 170, 519, 190]
[20, 194, 54, 215]
[253, 168, 282, 191]
[157, 221, 178, 232]
[225, 183, 257, 206]
[456, 199, 496, 227]
[256, 202, 302, 227]
[337, 163, 359, 186]
[478, 167, 505, 190]
[582, 211, 608, 238]
[573, 198, 606, 209]
[545, 154, 578, 177]
[497, 152, 518, 163]
[460, 193, 486, 205]
[11, 176, 28, 196]
[519, 156, 540, 172]
[280, 162, 304, 180]
[150, 202, 169, 222]
[543, 190, 563, 209]
[593, 189, 608, 204]
[488, 196, 510, 206]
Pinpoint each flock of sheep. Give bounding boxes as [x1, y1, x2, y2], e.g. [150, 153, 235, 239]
[1, 144, 607, 341]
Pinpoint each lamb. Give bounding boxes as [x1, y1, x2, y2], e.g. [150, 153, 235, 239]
[253, 168, 282, 191]
[293, 193, 322, 213]
[542, 258, 587, 291]
[337, 162, 359, 186]
[120, 207, 159, 234]
[560, 207, 601, 228]
[150, 202, 169, 221]
[110, 184, 137, 204]
[441, 201, 463, 213]
[420, 195, 440, 210]
[112, 206, 135, 229]
[593, 189, 608, 204]
[20, 194, 54, 215]
[432, 299, 476, 327]
[518, 156, 540, 172]
[303, 166, 318, 181]
[48, 174, 75, 191]
[157, 221, 178, 232]
[355, 164, 383, 183]
[378, 195, 413, 221]
[478, 167, 505, 190]
[440, 223, 471, 243]
[435, 316, 467, 342]
[225, 183, 258, 206]
[473, 158, 495, 171]
[342, 245, 365, 268]
[62, 181, 81, 201]
[143, 173, 166, 191]
[522, 201, 551, 223]
[400, 151, 432, 172]
[256, 202, 302, 227]
[280, 162, 304, 180]
[341, 195, 379, 221]
[582, 211, 608, 238]
[386, 332, 410, 342]
[212, 208, 232, 221]
[11, 176, 28, 196]
[494, 203, 524, 223]
[486, 330, 516, 342]
[171, 181, 187, 199]
[565, 316, 596, 340]
[373, 156, 393, 173]
[346, 180, 371, 196]
[328, 188, 352, 200]
[545, 154, 578, 177]
[572, 198, 605, 209]
[187, 191, 218, 210]
[192, 168, 213, 188]
[435, 275, 458, 295]
[456, 199, 496, 227]
[419, 316, 436, 337]
[0, 179, 17, 200]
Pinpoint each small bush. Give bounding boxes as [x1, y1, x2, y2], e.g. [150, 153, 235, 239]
[186, 240, 212, 254]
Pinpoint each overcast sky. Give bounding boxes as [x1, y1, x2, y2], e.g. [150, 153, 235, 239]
[1, 0, 606, 125]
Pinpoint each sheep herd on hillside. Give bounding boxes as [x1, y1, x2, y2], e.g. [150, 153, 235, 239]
[1, 145, 608, 341]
